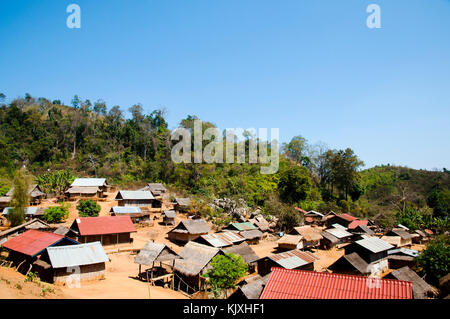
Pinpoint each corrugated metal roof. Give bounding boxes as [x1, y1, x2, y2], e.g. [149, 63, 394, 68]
[388, 248, 419, 258]
[116, 190, 154, 200]
[47, 241, 109, 268]
[331, 223, 348, 230]
[71, 178, 106, 187]
[306, 210, 324, 217]
[337, 213, 358, 222]
[200, 232, 245, 248]
[74, 216, 137, 236]
[260, 268, 413, 299]
[348, 220, 369, 230]
[1, 229, 67, 257]
[2, 207, 40, 215]
[268, 250, 318, 269]
[110, 206, 142, 214]
[324, 227, 353, 239]
[356, 237, 394, 253]
[231, 222, 257, 231]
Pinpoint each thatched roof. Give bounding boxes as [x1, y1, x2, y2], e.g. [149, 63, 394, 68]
[134, 242, 180, 266]
[222, 242, 259, 265]
[388, 266, 432, 299]
[277, 234, 302, 246]
[0, 219, 51, 239]
[174, 242, 220, 276]
[6, 184, 45, 198]
[169, 219, 210, 235]
[388, 228, 414, 240]
[53, 226, 70, 236]
[235, 274, 270, 299]
[240, 229, 263, 240]
[162, 210, 177, 218]
[329, 252, 369, 274]
[146, 183, 167, 196]
[293, 226, 323, 241]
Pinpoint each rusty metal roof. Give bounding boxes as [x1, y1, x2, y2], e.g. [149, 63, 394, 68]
[260, 268, 413, 299]
[268, 250, 318, 269]
[200, 232, 245, 248]
[73, 216, 137, 236]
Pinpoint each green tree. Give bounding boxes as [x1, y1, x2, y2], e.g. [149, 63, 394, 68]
[7, 168, 31, 226]
[43, 205, 69, 223]
[202, 253, 248, 298]
[282, 135, 308, 164]
[416, 235, 450, 286]
[36, 170, 75, 195]
[77, 200, 100, 217]
[427, 188, 450, 219]
[278, 165, 312, 203]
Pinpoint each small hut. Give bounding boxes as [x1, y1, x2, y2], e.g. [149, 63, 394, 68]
[385, 266, 433, 299]
[239, 229, 264, 245]
[110, 206, 149, 223]
[65, 186, 101, 199]
[222, 242, 259, 273]
[6, 184, 46, 205]
[383, 228, 414, 247]
[167, 219, 210, 243]
[143, 183, 167, 198]
[0, 219, 51, 243]
[344, 237, 394, 274]
[196, 232, 245, 248]
[115, 190, 155, 207]
[228, 274, 270, 300]
[67, 178, 108, 198]
[162, 210, 177, 226]
[134, 242, 180, 282]
[2, 207, 45, 220]
[257, 250, 319, 276]
[174, 198, 191, 213]
[320, 227, 353, 249]
[327, 252, 370, 276]
[173, 242, 222, 292]
[277, 234, 303, 250]
[326, 213, 358, 228]
[387, 248, 419, 269]
[35, 241, 109, 285]
[225, 222, 258, 232]
[292, 225, 323, 248]
[0, 197, 11, 210]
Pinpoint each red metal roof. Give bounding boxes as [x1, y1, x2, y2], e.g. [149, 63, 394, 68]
[74, 216, 137, 236]
[260, 268, 413, 299]
[2, 229, 65, 257]
[348, 220, 369, 230]
[294, 207, 308, 214]
[337, 213, 358, 222]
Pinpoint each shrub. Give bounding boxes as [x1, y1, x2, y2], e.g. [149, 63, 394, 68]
[416, 235, 450, 286]
[43, 205, 69, 223]
[76, 200, 101, 217]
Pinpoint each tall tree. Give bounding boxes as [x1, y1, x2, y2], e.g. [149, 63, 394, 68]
[8, 168, 31, 226]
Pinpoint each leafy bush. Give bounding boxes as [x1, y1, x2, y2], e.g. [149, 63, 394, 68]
[76, 200, 100, 217]
[277, 165, 312, 204]
[416, 235, 450, 286]
[202, 253, 248, 298]
[43, 205, 69, 223]
[36, 170, 75, 195]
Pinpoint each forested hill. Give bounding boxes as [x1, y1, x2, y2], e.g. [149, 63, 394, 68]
[0, 93, 448, 231]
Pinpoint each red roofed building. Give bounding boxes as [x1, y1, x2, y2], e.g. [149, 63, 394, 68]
[326, 213, 359, 228]
[69, 216, 137, 246]
[260, 268, 413, 299]
[348, 219, 369, 230]
[1, 229, 78, 269]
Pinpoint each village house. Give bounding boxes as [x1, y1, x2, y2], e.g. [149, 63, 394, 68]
[320, 227, 353, 249]
[140, 183, 167, 198]
[225, 221, 258, 232]
[5, 184, 46, 205]
[277, 234, 303, 250]
[196, 232, 245, 248]
[173, 242, 222, 292]
[1, 229, 78, 272]
[387, 247, 419, 269]
[327, 252, 371, 276]
[161, 210, 177, 226]
[326, 213, 359, 228]
[256, 250, 319, 276]
[174, 198, 191, 213]
[238, 229, 264, 245]
[115, 190, 156, 207]
[134, 242, 180, 282]
[385, 266, 433, 299]
[110, 206, 149, 224]
[344, 236, 394, 274]
[228, 273, 270, 300]
[0, 197, 10, 210]
[34, 241, 109, 285]
[259, 267, 413, 299]
[291, 225, 323, 248]
[304, 210, 325, 224]
[381, 228, 414, 247]
[66, 178, 108, 199]
[68, 216, 137, 246]
[2, 207, 45, 221]
[221, 242, 259, 273]
[0, 219, 51, 244]
[167, 219, 211, 243]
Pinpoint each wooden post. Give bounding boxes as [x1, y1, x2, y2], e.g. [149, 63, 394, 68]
[146, 270, 151, 299]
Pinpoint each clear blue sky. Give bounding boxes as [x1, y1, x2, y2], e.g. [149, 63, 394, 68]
[1, 0, 449, 170]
